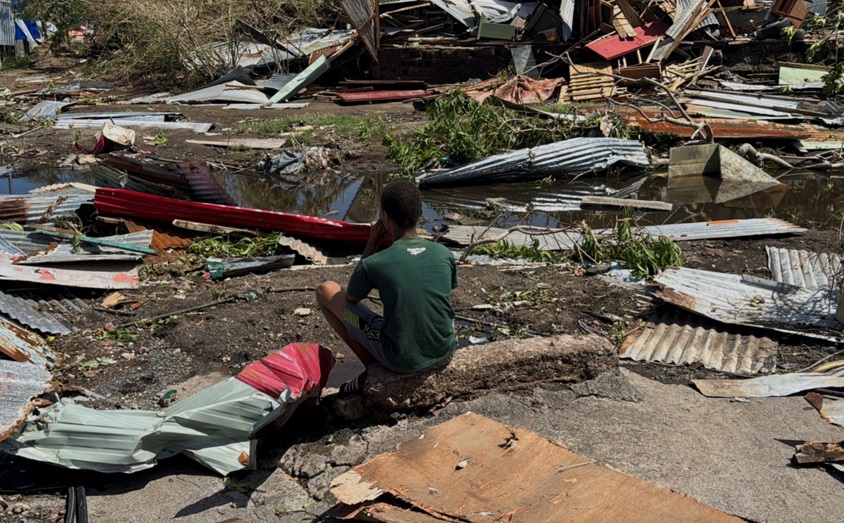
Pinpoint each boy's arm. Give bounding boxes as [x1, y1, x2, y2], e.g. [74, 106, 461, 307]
[347, 261, 372, 303]
[362, 219, 387, 260]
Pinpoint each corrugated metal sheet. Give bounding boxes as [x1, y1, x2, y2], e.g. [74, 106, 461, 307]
[0, 235, 27, 258]
[57, 111, 180, 120]
[0, 289, 70, 335]
[266, 56, 330, 104]
[620, 309, 778, 375]
[0, 359, 52, 443]
[559, 0, 574, 41]
[685, 100, 801, 119]
[417, 138, 650, 188]
[2, 343, 334, 475]
[766, 246, 840, 291]
[277, 236, 328, 265]
[10, 289, 94, 328]
[678, 0, 719, 34]
[341, 0, 378, 60]
[95, 188, 374, 244]
[655, 267, 842, 343]
[53, 119, 214, 133]
[15, 244, 143, 265]
[0, 229, 153, 259]
[0, 0, 14, 47]
[21, 101, 74, 121]
[0, 316, 56, 367]
[176, 160, 236, 206]
[168, 83, 269, 105]
[441, 218, 805, 250]
[0, 194, 92, 225]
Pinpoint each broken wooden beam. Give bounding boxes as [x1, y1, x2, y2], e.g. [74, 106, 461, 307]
[794, 441, 844, 464]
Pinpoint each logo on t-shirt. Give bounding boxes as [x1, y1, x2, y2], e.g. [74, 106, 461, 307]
[407, 247, 426, 256]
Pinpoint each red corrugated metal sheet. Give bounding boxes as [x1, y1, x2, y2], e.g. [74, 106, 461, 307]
[95, 188, 374, 244]
[237, 343, 334, 398]
[337, 89, 429, 104]
[586, 21, 668, 60]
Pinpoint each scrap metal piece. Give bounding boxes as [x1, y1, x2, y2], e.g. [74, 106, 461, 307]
[0, 264, 140, 290]
[0, 289, 70, 336]
[441, 218, 805, 251]
[278, 236, 328, 265]
[0, 194, 92, 225]
[805, 392, 844, 427]
[266, 56, 330, 104]
[206, 254, 295, 278]
[621, 310, 778, 375]
[329, 413, 743, 522]
[693, 371, 844, 398]
[0, 359, 53, 443]
[417, 138, 649, 188]
[340, 0, 378, 61]
[53, 120, 213, 133]
[655, 267, 842, 343]
[0, 315, 55, 367]
[175, 160, 237, 206]
[1, 343, 334, 475]
[21, 101, 74, 121]
[766, 247, 840, 292]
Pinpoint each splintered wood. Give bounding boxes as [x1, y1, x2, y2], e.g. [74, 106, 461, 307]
[561, 63, 621, 102]
[330, 413, 745, 523]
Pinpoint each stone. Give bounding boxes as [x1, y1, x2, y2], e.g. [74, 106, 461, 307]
[359, 334, 616, 412]
[306, 466, 350, 500]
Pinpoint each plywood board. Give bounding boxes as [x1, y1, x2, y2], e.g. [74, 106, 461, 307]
[331, 413, 743, 522]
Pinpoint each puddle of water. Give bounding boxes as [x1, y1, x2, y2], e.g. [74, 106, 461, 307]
[4, 164, 844, 231]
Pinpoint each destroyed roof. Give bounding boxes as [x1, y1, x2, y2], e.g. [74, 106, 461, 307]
[0, 194, 92, 225]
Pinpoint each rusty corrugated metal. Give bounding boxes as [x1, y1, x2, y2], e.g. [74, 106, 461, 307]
[123, 221, 193, 255]
[10, 289, 94, 328]
[0, 316, 56, 368]
[175, 160, 237, 206]
[621, 309, 778, 375]
[102, 155, 190, 189]
[341, 0, 378, 61]
[0, 289, 70, 335]
[655, 267, 842, 343]
[0, 359, 53, 443]
[0, 194, 92, 224]
[767, 246, 841, 292]
[278, 236, 327, 265]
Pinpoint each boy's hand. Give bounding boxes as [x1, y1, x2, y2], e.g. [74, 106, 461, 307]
[369, 219, 387, 241]
[362, 219, 386, 259]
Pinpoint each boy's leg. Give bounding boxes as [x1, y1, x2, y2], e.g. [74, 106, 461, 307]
[316, 280, 376, 367]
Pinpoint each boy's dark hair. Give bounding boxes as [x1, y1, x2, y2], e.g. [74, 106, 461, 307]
[381, 180, 423, 229]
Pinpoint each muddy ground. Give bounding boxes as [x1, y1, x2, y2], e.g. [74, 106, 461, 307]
[2, 60, 844, 522]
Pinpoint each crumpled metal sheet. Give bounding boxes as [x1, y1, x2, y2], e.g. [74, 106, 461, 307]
[620, 309, 778, 375]
[21, 101, 74, 122]
[0, 194, 92, 225]
[0, 315, 55, 368]
[2, 343, 334, 475]
[694, 369, 844, 398]
[655, 267, 843, 343]
[176, 160, 236, 206]
[0, 360, 53, 443]
[417, 138, 649, 188]
[0, 289, 70, 336]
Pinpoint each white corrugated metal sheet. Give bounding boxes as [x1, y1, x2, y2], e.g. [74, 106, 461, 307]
[655, 267, 842, 343]
[0, 1, 14, 47]
[0, 359, 52, 442]
[766, 246, 841, 292]
[621, 310, 778, 375]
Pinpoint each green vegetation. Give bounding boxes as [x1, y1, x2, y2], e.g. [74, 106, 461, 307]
[0, 223, 24, 231]
[187, 233, 284, 258]
[383, 92, 628, 177]
[22, 0, 337, 87]
[0, 54, 37, 71]
[154, 130, 167, 145]
[573, 208, 683, 278]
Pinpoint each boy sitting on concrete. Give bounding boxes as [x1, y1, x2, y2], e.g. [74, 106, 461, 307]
[316, 180, 457, 395]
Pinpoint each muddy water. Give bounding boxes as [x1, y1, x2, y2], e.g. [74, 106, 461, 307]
[4, 164, 844, 230]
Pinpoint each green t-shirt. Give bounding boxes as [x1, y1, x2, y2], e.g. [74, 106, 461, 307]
[347, 237, 458, 372]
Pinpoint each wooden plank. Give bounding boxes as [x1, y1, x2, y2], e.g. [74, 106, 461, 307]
[0, 264, 139, 290]
[581, 196, 674, 211]
[331, 413, 744, 522]
[172, 220, 259, 237]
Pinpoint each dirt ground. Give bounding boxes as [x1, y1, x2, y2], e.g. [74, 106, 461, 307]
[3, 60, 844, 523]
